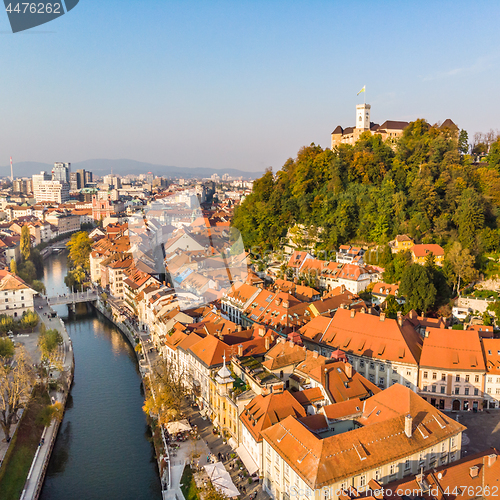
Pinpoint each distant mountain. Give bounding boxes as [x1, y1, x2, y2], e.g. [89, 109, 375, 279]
[2, 159, 262, 179]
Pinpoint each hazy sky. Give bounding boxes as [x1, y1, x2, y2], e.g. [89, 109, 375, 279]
[2, 0, 500, 173]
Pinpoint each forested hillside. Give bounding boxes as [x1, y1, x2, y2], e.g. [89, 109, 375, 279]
[233, 119, 500, 260]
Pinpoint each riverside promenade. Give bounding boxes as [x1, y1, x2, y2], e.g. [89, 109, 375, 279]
[20, 295, 75, 500]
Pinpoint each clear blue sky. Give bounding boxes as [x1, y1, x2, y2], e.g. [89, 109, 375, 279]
[2, 0, 500, 172]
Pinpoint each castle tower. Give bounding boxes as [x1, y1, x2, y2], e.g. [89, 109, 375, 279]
[356, 103, 371, 130]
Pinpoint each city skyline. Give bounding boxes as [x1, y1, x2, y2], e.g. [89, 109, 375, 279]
[2, 0, 500, 173]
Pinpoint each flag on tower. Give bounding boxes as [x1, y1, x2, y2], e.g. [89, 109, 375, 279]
[357, 86, 366, 95]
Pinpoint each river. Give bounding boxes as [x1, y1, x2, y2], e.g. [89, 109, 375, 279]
[39, 252, 162, 500]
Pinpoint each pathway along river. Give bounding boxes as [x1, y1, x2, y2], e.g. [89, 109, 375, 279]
[39, 252, 162, 500]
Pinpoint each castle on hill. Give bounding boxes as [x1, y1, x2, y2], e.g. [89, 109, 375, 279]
[331, 103, 458, 149]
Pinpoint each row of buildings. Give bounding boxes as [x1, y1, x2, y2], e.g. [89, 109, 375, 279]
[84, 202, 498, 500]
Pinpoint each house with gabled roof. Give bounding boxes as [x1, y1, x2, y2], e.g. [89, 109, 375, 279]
[300, 308, 422, 392]
[418, 328, 485, 411]
[262, 384, 464, 500]
[240, 389, 306, 476]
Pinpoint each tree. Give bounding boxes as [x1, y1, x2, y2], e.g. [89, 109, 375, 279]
[38, 328, 63, 385]
[18, 261, 37, 285]
[66, 231, 93, 271]
[64, 266, 86, 291]
[399, 264, 437, 313]
[9, 259, 17, 275]
[453, 189, 485, 249]
[31, 280, 46, 294]
[0, 337, 15, 358]
[143, 357, 188, 424]
[20, 310, 39, 330]
[458, 129, 469, 155]
[39, 401, 64, 426]
[0, 347, 34, 441]
[445, 241, 478, 293]
[20, 225, 31, 261]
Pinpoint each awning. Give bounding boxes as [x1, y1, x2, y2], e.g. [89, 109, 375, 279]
[227, 437, 238, 450]
[204, 462, 240, 497]
[166, 419, 192, 434]
[236, 445, 259, 475]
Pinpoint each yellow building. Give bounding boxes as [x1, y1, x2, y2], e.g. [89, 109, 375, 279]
[389, 234, 414, 253]
[411, 244, 445, 266]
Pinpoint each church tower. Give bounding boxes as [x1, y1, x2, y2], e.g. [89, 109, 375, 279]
[356, 103, 371, 130]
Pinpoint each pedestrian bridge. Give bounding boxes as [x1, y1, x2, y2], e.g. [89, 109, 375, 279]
[46, 290, 99, 306]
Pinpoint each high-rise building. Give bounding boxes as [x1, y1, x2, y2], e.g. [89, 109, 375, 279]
[85, 171, 93, 184]
[52, 162, 71, 183]
[70, 172, 79, 192]
[13, 178, 33, 194]
[32, 171, 51, 195]
[103, 175, 121, 189]
[35, 180, 70, 204]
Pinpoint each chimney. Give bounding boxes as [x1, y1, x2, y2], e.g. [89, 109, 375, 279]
[368, 307, 372, 314]
[283, 300, 289, 309]
[236, 325, 242, 332]
[350, 309, 356, 318]
[487, 454, 497, 467]
[341, 285, 346, 293]
[404, 414, 412, 438]
[238, 344, 243, 357]
[397, 311, 403, 327]
[410, 310, 417, 320]
[469, 466, 479, 478]
[259, 326, 266, 337]
[274, 382, 285, 394]
[219, 334, 224, 342]
[345, 362, 353, 379]
[424, 330, 430, 338]
[265, 336, 270, 350]
[289, 340, 294, 348]
[313, 351, 319, 358]
[380, 313, 386, 322]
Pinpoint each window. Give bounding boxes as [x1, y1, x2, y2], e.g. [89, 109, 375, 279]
[465, 375, 470, 382]
[441, 386, 445, 394]
[369, 375, 375, 383]
[359, 475, 366, 487]
[488, 377, 493, 383]
[390, 463, 396, 476]
[392, 379, 398, 385]
[441, 373, 446, 381]
[496, 388, 500, 395]
[455, 387, 460, 394]
[432, 372, 437, 380]
[441, 442, 445, 452]
[456, 375, 460, 382]
[360, 360, 365, 368]
[475, 375, 480, 383]
[379, 377, 384, 386]
[404, 459, 410, 470]
[379, 364, 385, 372]
[423, 371, 428, 379]
[464, 388, 469, 396]
[407, 371, 411, 376]
[488, 388, 492, 394]
[451, 437, 455, 448]
[474, 388, 479, 396]
[432, 385, 436, 393]
[375, 470, 381, 481]
[284, 464, 289, 477]
[370, 362, 375, 370]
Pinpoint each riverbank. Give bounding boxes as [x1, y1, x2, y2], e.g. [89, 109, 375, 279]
[0, 297, 74, 500]
[92, 296, 169, 496]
